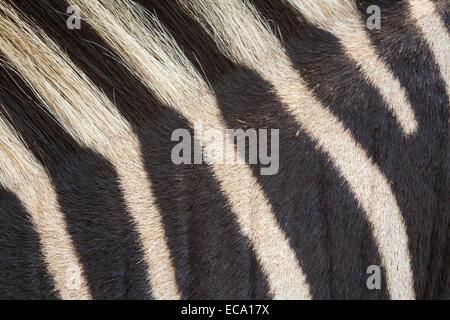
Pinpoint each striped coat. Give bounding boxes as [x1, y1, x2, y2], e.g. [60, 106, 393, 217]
[0, 0, 448, 299]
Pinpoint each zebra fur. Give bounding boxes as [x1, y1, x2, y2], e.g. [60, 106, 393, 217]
[0, 0, 448, 300]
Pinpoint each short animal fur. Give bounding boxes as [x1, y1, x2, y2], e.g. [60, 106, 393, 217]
[0, 0, 448, 299]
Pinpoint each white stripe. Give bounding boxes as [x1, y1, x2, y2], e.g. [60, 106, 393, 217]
[408, 0, 450, 99]
[287, 0, 418, 135]
[0, 116, 92, 300]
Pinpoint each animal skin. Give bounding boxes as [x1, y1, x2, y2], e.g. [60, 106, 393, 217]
[0, 0, 448, 299]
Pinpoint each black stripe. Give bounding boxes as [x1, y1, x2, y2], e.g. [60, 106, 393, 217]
[9, 0, 271, 299]
[353, 0, 449, 300]
[0, 189, 59, 299]
[0, 67, 152, 299]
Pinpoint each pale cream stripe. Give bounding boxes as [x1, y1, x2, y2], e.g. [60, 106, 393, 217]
[408, 0, 450, 98]
[72, 0, 312, 299]
[0, 2, 179, 299]
[0, 115, 91, 300]
[287, 0, 418, 135]
[180, 0, 416, 300]
[104, 135, 181, 300]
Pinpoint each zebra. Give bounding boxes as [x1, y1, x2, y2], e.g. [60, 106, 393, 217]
[0, 0, 448, 300]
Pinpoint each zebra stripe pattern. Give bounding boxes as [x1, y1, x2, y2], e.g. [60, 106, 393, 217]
[0, 0, 448, 299]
